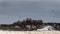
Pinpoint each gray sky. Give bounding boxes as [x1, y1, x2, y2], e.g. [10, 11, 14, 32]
[0, 0, 60, 24]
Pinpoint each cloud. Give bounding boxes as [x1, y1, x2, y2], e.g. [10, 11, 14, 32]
[0, 0, 60, 23]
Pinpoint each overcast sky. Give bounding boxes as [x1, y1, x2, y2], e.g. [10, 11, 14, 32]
[0, 0, 60, 24]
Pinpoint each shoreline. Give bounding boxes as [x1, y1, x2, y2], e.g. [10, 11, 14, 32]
[0, 30, 60, 34]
